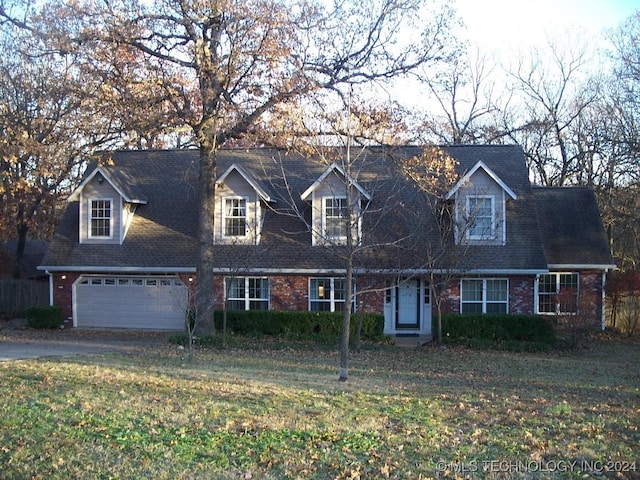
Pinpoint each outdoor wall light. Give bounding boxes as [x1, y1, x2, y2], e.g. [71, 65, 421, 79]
[61, 275, 66, 280]
[188, 277, 193, 282]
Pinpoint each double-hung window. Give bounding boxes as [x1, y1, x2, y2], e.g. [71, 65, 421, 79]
[461, 278, 508, 314]
[224, 198, 247, 237]
[226, 277, 269, 311]
[309, 278, 347, 312]
[467, 196, 494, 240]
[90, 199, 112, 238]
[538, 273, 579, 314]
[324, 197, 348, 240]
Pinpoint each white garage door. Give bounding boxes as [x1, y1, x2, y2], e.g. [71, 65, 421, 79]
[75, 276, 188, 330]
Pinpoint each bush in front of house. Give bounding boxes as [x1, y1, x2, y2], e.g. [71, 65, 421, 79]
[213, 310, 384, 338]
[441, 313, 556, 349]
[173, 310, 384, 345]
[25, 306, 63, 329]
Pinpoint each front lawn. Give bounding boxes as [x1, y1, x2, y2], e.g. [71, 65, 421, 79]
[0, 335, 638, 479]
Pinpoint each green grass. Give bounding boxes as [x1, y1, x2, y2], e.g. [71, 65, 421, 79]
[0, 336, 638, 479]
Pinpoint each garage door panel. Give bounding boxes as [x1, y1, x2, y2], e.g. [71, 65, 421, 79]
[75, 276, 188, 330]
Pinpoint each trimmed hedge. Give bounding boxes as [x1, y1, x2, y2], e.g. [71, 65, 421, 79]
[212, 310, 384, 338]
[25, 306, 63, 329]
[441, 313, 556, 345]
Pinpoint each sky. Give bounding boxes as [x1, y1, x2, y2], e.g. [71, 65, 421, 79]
[455, 0, 638, 55]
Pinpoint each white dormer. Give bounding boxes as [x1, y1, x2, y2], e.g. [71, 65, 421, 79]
[446, 161, 517, 245]
[215, 163, 275, 245]
[68, 167, 147, 245]
[301, 163, 371, 246]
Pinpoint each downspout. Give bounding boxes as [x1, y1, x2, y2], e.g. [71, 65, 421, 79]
[601, 271, 607, 331]
[46, 270, 54, 306]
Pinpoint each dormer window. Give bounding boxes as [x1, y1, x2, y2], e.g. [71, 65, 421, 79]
[467, 195, 494, 240]
[90, 199, 112, 238]
[224, 197, 247, 237]
[324, 197, 348, 240]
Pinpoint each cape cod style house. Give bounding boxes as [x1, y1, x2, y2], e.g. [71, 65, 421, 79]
[39, 145, 615, 336]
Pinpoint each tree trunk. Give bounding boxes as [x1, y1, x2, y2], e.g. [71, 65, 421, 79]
[339, 256, 353, 381]
[195, 145, 217, 335]
[13, 221, 28, 279]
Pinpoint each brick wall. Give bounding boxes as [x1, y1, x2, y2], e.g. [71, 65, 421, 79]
[51, 272, 80, 323]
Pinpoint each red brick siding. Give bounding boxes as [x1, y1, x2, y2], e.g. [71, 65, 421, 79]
[578, 271, 605, 329]
[509, 276, 535, 314]
[51, 272, 80, 323]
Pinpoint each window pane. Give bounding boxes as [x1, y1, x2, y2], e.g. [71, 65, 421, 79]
[325, 198, 347, 238]
[558, 273, 578, 313]
[486, 303, 507, 314]
[468, 197, 493, 238]
[227, 300, 245, 311]
[249, 300, 269, 311]
[310, 278, 331, 300]
[90, 200, 111, 237]
[486, 279, 507, 301]
[224, 198, 246, 236]
[333, 279, 346, 301]
[461, 280, 483, 302]
[461, 303, 482, 314]
[227, 277, 244, 299]
[538, 274, 556, 293]
[310, 301, 331, 312]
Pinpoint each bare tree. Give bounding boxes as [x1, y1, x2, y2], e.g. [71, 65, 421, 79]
[4, 0, 457, 334]
[398, 146, 462, 344]
[502, 35, 600, 186]
[417, 48, 502, 145]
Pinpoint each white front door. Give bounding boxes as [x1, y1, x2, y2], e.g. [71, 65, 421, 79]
[396, 280, 420, 329]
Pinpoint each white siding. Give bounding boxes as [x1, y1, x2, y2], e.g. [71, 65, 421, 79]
[215, 170, 261, 244]
[80, 177, 122, 244]
[455, 169, 506, 245]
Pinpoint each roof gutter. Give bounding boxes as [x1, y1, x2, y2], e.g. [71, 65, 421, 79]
[547, 264, 616, 271]
[38, 266, 196, 273]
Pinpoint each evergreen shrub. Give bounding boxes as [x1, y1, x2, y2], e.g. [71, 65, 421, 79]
[441, 313, 555, 346]
[25, 306, 63, 329]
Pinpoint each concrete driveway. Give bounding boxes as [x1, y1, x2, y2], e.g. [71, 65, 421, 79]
[0, 338, 122, 361]
[0, 319, 172, 361]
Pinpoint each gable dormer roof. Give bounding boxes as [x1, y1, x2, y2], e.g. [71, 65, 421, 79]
[445, 160, 518, 201]
[300, 162, 372, 202]
[68, 166, 148, 204]
[217, 163, 276, 203]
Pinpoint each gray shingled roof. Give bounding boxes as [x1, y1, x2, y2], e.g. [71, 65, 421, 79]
[40, 146, 613, 273]
[532, 186, 615, 267]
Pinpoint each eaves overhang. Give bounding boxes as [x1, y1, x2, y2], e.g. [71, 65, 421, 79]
[67, 167, 148, 204]
[300, 162, 372, 201]
[217, 163, 276, 203]
[547, 263, 617, 271]
[39, 266, 195, 273]
[446, 160, 518, 201]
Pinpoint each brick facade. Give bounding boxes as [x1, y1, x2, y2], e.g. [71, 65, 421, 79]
[51, 272, 80, 323]
[51, 271, 605, 330]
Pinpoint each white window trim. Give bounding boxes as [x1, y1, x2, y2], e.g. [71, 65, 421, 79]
[88, 197, 114, 240]
[460, 278, 509, 314]
[309, 277, 351, 312]
[322, 196, 348, 242]
[535, 272, 580, 315]
[222, 196, 249, 239]
[225, 277, 270, 311]
[466, 195, 495, 240]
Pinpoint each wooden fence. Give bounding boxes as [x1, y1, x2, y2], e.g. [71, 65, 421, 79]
[0, 279, 49, 314]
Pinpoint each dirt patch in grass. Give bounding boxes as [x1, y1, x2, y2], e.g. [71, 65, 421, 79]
[0, 332, 638, 479]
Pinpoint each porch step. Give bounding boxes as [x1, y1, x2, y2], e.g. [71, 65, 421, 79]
[392, 335, 432, 348]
